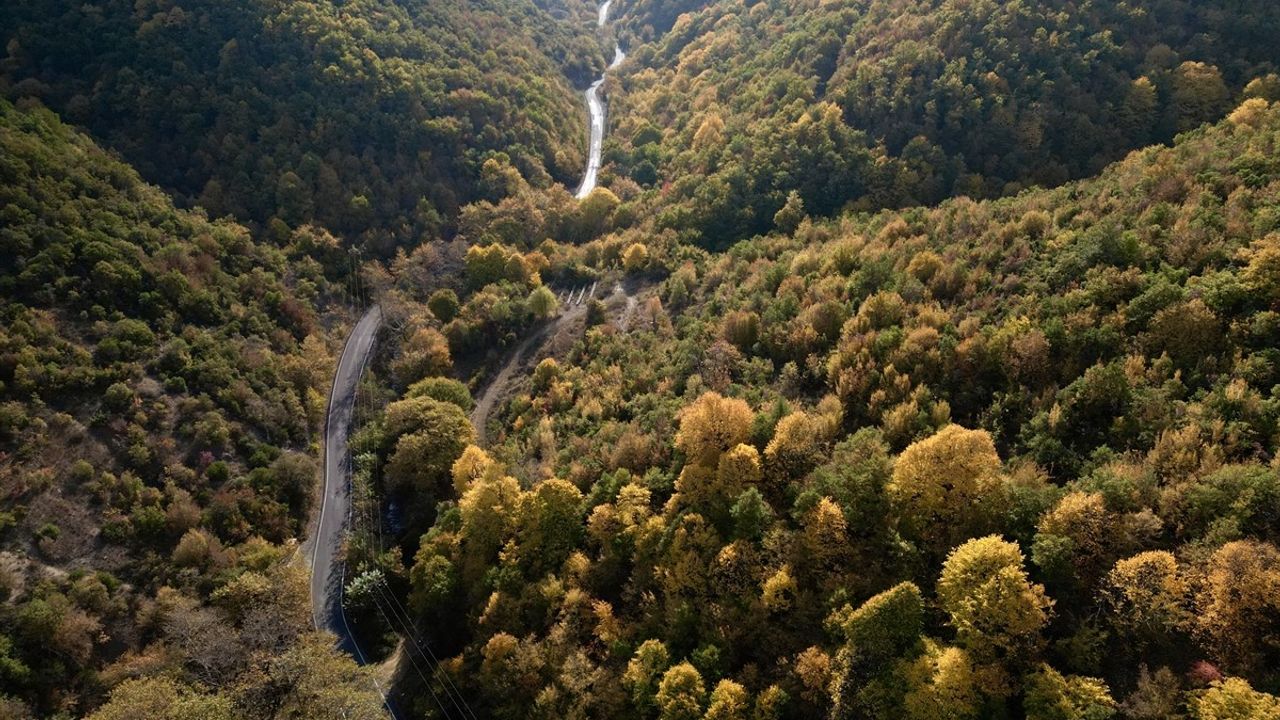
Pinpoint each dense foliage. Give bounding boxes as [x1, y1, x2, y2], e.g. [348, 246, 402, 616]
[391, 102, 1280, 718]
[0, 0, 605, 252]
[0, 100, 379, 716]
[599, 0, 1280, 247]
[7, 0, 1280, 717]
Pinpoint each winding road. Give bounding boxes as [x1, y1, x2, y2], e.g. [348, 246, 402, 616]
[308, 3, 626, 708]
[310, 305, 381, 658]
[575, 2, 625, 198]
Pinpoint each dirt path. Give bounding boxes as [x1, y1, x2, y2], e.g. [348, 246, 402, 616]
[470, 302, 586, 445]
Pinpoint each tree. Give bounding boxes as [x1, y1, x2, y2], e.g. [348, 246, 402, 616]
[705, 679, 750, 720]
[428, 288, 461, 323]
[1105, 551, 1186, 641]
[730, 487, 773, 541]
[937, 536, 1052, 662]
[718, 444, 762, 490]
[722, 311, 760, 352]
[1239, 234, 1280, 306]
[623, 243, 650, 272]
[86, 677, 235, 720]
[800, 497, 848, 574]
[406, 376, 474, 412]
[392, 326, 452, 387]
[1172, 62, 1230, 132]
[236, 632, 387, 718]
[773, 191, 805, 234]
[528, 285, 558, 318]
[676, 392, 754, 467]
[763, 411, 832, 491]
[1023, 664, 1117, 720]
[837, 581, 924, 667]
[1032, 492, 1118, 592]
[830, 582, 925, 720]
[761, 566, 797, 614]
[579, 187, 620, 237]
[383, 396, 474, 500]
[888, 425, 1003, 556]
[624, 639, 671, 716]
[902, 644, 982, 720]
[656, 662, 706, 720]
[1194, 540, 1280, 673]
[451, 445, 497, 495]
[514, 479, 584, 575]
[1190, 678, 1280, 720]
[458, 473, 522, 581]
[692, 113, 724, 150]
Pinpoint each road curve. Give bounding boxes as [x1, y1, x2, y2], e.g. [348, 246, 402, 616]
[311, 305, 382, 658]
[575, 3, 625, 199]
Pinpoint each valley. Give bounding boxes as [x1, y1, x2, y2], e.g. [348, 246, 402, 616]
[3, 1, 1280, 719]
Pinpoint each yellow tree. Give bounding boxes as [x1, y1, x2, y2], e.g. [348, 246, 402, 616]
[1022, 664, 1116, 720]
[717, 444, 762, 489]
[623, 243, 650, 272]
[656, 662, 706, 720]
[87, 677, 236, 720]
[888, 425, 1002, 556]
[937, 536, 1052, 663]
[705, 679, 750, 720]
[1190, 678, 1280, 720]
[623, 639, 671, 716]
[1194, 540, 1280, 673]
[1032, 491, 1120, 592]
[901, 643, 983, 720]
[763, 411, 833, 492]
[391, 326, 452, 387]
[1105, 551, 1186, 642]
[675, 392, 754, 467]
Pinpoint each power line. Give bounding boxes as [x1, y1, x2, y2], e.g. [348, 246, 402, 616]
[376, 576, 478, 720]
[349, 440, 473, 720]
[348, 455, 453, 720]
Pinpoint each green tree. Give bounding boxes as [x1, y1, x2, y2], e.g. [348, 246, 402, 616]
[528, 285, 558, 318]
[383, 397, 474, 500]
[428, 289, 461, 323]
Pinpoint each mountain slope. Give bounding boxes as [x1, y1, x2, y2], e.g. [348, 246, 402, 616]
[603, 0, 1280, 246]
[398, 100, 1280, 717]
[0, 0, 605, 251]
[0, 99, 379, 716]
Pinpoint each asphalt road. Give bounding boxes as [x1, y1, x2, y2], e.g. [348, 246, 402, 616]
[575, 5, 624, 198]
[311, 305, 382, 658]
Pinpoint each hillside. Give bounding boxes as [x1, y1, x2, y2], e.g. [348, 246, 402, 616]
[0, 100, 380, 717]
[600, 0, 1280, 247]
[386, 100, 1280, 718]
[0, 0, 604, 252]
[5, 0, 1280, 718]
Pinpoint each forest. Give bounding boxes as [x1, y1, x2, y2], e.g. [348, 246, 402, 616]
[352, 93, 1280, 720]
[604, 0, 1280, 246]
[3, 0, 1280, 718]
[0, 0, 605, 253]
[0, 101, 383, 716]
